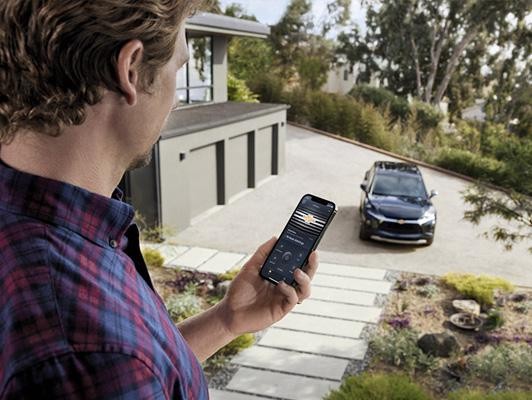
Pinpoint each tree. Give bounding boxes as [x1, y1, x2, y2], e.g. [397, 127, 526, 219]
[338, 0, 531, 108]
[198, 0, 222, 13]
[463, 184, 532, 253]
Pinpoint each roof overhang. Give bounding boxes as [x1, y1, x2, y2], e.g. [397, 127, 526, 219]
[186, 12, 270, 39]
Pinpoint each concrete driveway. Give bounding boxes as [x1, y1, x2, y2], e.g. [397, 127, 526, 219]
[171, 124, 532, 287]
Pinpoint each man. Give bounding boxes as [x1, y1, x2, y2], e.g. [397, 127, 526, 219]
[0, 1, 317, 398]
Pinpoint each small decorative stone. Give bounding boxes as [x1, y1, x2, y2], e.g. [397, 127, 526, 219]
[417, 332, 460, 358]
[510, 293, 528, 303]
[452, 300, 480, 316]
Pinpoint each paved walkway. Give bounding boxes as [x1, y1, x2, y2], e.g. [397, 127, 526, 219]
[143, 242, 392, 400]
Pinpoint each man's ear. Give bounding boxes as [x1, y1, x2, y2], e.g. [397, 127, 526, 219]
[116, 40, 144, 106]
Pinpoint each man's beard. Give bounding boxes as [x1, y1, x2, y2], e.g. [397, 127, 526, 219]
[126, 147, 153, 171]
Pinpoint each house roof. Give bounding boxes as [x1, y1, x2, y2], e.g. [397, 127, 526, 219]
[186, 12, 270, 39]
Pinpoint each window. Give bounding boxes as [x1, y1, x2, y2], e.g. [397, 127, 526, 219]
[175, 35, 213, 107]
[343, 69, 349, 81]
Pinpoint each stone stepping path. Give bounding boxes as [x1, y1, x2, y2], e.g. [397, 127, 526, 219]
[142, 242, 391, 400]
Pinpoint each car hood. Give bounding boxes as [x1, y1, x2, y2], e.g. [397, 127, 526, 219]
[369, 195, 432, 220]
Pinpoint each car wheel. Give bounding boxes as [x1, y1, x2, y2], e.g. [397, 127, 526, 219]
[359, 225, 371, 241]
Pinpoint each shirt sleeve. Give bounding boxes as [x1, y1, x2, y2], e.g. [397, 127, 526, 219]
[2, 351, 168, 400]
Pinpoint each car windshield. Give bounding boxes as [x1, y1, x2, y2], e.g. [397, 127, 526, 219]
[371, 173, 426, 198]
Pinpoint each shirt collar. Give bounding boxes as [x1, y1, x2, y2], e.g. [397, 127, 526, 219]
[0, 158, 135, 249]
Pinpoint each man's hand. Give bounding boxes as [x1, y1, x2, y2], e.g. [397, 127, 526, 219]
[217, 237, 319, 336]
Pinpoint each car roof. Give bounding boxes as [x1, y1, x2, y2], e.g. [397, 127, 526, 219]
[374, 161, 421, 176]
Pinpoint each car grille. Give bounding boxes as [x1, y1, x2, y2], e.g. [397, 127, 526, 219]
[380, 221, 422, 234]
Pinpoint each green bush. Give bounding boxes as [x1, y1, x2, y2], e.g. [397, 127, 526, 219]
[442, 273, 514, 307]
[370, 328, 437, 373]
[410, 101, 444, 131]
[248, 72, 285, 103]
[433, 148, 508, 185]
[447, 389, 532, 400]
[324, 373, 432, 400]
[165, 285, 203, 323]
[349, 85, 410, 121]
[468, 343, 532, 386]
[227, 73, 259, 103]
[142, 248, 165, 269]
[484, 308, 505, 331]
[216, 333, 255, 356]
[218, 267, 241, 282]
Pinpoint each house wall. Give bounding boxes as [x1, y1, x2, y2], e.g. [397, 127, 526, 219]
[212, 36, 228, 103]
[159, 111, 287, 232]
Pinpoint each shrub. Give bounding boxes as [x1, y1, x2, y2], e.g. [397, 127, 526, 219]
[442, 273, 514, 307]
[218, 268, 241, 282]
[468, 343, 532, 386]
[227, 73, 259, 103]
[410, 101, 444, 131]
[216, 333, 255, 356]
[370, 328, 437, 373]
[447, 390, 532, 400]
[248, 72, 285, 103]
[349, 85, 410, 121]
[416, 284, 440, 298]
[324, 373, 432, 400]
[484, 308, 505, 331]
[433, 148, 508, 186]
[356, 103, 396, 151]
[142, 248, 164, 269]
[165, 285, 203, 323]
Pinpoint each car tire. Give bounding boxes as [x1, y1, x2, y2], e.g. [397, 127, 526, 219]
[359, 225, 371, 241]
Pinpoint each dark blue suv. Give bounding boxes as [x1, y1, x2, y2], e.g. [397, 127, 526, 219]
[359, 161, 438, 245]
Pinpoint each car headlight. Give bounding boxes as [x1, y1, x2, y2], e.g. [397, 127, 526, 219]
[420, 209, 436, 225]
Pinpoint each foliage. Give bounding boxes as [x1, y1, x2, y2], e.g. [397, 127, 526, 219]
[215, 333, 255, 357]
[324, 373, 432, 400]
[468, 343, 532, 386]
[447, 390, 532, 400]
[227, 73, 259, 103]
[349, 84, 410, 121]
[248, 72, 285, 104]
[433, 148, 508, 184]
[218, 267, 241, 282]
[164, 285, 203, 323]
[462, 184, 532, 252]
[227, 36, 274, 84]
[142, 248, 165, 269]
[442, 273, 514, 307]
[337, 0, 531, 107]
[484, 309, 505, 331]
[416, 284, 440, 298]
[410, 101, 444, 131]
[370, 328, 438, 373]
[134, 211, 175, 243]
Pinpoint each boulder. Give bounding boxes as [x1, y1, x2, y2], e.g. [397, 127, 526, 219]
[417, 332, 460, 358]
[452, 300, 480, 316]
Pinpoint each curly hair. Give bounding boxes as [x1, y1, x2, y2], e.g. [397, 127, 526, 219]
[0, 0, 201, 144]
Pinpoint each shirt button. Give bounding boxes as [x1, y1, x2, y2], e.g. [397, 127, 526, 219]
[109, 239, 118, 248]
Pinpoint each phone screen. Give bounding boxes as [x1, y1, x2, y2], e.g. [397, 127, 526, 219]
[260, 194, 336, 285]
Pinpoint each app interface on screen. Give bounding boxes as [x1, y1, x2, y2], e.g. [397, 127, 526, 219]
[264, 196, 334, 283]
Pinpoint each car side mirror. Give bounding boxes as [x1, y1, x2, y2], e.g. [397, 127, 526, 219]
[360, 183, 367, 192]
[430, 190, 438, 198]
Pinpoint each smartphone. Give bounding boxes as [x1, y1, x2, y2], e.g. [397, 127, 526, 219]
[259, 194, 337, 286]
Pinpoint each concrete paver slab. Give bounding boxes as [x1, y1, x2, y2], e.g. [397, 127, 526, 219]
[232, 346, 348, 380]
[295, 299, 381, 323]
[319, 262, 387, 280]
[226, 367, 340, 400]
[172, 247, 217, 269]
[311, 286, 376, 306]
[196, 251, 245, 274]
[209, 389, 265, 400]
[313, 274, 391, 294]
[157, 244, 189, 266]
[258, 328, 368, 359]
[274, 313, 365, 338]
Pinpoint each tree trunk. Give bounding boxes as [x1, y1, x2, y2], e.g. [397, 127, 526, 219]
[410, 36, 423, 98]
[433, 26, 479, 105]
[425, 20, 449, 103]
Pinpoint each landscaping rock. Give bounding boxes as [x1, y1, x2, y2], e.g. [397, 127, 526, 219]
[452, 300, 480, 316]
[417, 333, 460, 358]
